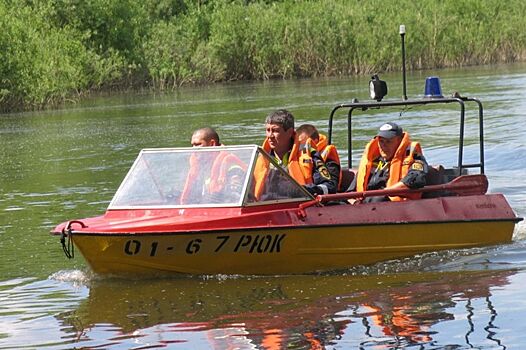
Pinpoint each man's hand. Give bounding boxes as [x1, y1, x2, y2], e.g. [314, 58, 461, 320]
[347, 198, 362, 205]
[304, 184, 325, 196]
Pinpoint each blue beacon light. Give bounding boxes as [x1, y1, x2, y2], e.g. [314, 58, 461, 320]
[424, 76, 444, 98]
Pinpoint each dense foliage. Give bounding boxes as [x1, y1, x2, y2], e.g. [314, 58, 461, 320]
[1, 0, 526, 111]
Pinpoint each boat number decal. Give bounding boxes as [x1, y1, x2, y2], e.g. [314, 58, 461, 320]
[124, 240, 141, 255]
[233, 234, 286, 253]
[150, 242, 158, 257]
[215, 236, 229, 252]
[123, 233, 286, 257]
[186, 239, 202, 254]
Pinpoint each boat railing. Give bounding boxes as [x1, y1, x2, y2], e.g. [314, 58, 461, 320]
[327, 96, 485, 178]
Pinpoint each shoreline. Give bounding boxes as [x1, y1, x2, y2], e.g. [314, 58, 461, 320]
[2, 0, 526, 112]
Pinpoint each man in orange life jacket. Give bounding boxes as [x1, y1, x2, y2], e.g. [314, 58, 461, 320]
[296, 123, 342, 191]
[352, 122, 428, 202]
[262, 110, 338, 196]
[181, 127, 246, 204]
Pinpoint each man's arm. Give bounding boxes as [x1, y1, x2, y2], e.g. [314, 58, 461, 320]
[400, 153, 428, 189]
[305, 152, 340, 195]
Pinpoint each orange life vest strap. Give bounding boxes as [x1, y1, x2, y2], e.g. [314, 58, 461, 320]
[180, 153, 200, 204]
[252, 153, 270, 200]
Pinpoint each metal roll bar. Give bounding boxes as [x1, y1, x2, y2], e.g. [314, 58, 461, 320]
[327, 96, 485, 175]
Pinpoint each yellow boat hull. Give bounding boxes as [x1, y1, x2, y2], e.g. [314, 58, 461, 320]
[72, 220, 516, 276]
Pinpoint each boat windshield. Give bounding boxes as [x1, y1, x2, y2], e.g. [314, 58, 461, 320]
[109, 145, 312, 209]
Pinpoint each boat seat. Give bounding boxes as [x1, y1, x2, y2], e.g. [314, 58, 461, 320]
[425, 165, 447, 185]
[423, 166, 472, 198]
[422, 165, 446, 198]
[443, 167, 468, 182]
[339, 168, 356, 192]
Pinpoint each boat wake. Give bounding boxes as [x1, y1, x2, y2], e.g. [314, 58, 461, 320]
[48, 269, 91, 285]
[341, 245, 519, 276]
[513, 220, 526, 241]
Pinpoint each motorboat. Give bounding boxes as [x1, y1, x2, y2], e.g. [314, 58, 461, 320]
[52, 85, 522, 276]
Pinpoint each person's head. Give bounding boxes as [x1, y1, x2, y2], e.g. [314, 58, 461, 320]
[265, 109, 295, 156]
[296, 124, 320, 144]
[376, 122, 403, 160]
[191, 127, 220, 147]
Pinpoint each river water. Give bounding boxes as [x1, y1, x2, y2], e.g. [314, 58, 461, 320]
[1, 64, 525, 349]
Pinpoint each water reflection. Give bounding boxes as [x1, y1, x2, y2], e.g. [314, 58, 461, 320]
[56, 269, 517, 349]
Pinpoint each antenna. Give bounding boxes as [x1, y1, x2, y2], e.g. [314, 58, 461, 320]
[400, 24, 408, 100]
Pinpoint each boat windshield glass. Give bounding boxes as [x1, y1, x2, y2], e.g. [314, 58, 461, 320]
[245, 150, 313, 204]
[110, 146, 254, 208]
[109, 145, 311, 209]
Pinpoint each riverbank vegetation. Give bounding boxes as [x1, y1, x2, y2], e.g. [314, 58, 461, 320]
[1, 0, 526, 111]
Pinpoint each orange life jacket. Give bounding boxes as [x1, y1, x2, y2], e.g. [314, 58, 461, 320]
[252, 135, 315, 200]
[180, 153, 201, 204]
[181, 150, 246, 203]
[207, 152, 247, 193]
[261, 135, 314, 185]
[251, 153, 271, 201]
[315, 134, 340, 164]
[356, 132, 422, 201]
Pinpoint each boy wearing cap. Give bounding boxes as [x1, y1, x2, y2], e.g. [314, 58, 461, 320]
[354, 122, 428, 202]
